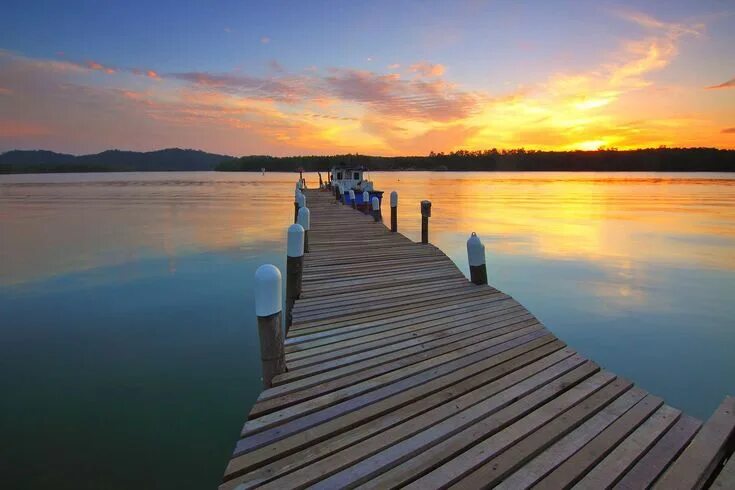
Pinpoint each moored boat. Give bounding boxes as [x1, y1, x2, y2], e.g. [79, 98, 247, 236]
[327, 163, 383, 208]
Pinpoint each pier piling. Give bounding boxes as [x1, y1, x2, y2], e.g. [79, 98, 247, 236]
[362, 191, 370, 214]
[253, 264, 285, 388]
[297, 207, 310, 253]
[371, 196, 381, 222]
[349, 190, 356, 209]
[390, 191, 398, 232]
[421, 199, 431, 244]
[293, 188, 301, 223]
[467, 232, 488, 285]
[285, 224, 304, 330]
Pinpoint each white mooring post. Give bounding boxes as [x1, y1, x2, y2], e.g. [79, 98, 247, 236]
[467, 232, 488, 285]
[339, 185, 345, 204]
[286, 224, 305, 330]
[297, 206, 311, 253]
[371, 196, 381, 223]
[390, 191, 398, 232]
[297, 191, 306, 210]
[254, 264, 286, 388]
[349, 190, 356, 209]
[362, 191, 370, 214]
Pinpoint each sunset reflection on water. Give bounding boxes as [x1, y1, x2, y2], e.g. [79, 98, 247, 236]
[0, 171, 733, 488]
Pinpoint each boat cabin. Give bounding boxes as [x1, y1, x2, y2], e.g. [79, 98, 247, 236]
[330, 165, 374, 192]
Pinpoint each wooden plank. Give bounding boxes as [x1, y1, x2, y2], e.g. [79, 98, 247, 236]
[533, 394, 665, 489]
[453, 379, 636, 488]
[340, 366, 610, 490]
[711, 453, 735, 489]
[262, 354, 593, 490]
[242, 326, 549, 438]
[223, 336, 564, 483]
[251, 316, 541, 417]
[496, 387, 648, 489]
[572, 404, 681, 488]
[287, 292, 511, 341]
[285, 307, 530, 372]
[614, 414, 701, 490]
[653, 396, 735, 490]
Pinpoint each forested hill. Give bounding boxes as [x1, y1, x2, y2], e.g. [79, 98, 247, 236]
[0, 148, 232, 173]
[217, 148, 735, 172]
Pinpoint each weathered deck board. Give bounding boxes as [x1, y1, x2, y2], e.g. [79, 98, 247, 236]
[220, 188, 733, 489]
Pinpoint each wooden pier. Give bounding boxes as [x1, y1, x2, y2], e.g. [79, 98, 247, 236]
[221, 188, 735, 489]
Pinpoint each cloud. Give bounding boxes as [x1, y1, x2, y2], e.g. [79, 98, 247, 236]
[706, 77, 735, 89]
[170, 71, 311, 102]
[722, 127, 735, 134]
[388, 63, 400, 70]
[0, 120, 51, 137]
[324, 68, 480, 121]
[86, 61, 116, 74]
[260, 36, 270, 44]
[410, 61, 445, 77]
[146, 70, 160, 80]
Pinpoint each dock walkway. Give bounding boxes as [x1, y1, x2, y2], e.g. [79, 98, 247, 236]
[222, 188, 735, 489]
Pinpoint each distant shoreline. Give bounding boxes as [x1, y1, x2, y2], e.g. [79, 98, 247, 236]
[1, 147, 734, 174]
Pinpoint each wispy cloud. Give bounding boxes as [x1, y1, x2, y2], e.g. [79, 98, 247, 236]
[324, 68, 479, 121]
[707, 77, 735, 89]
[722, 127, 735, 134]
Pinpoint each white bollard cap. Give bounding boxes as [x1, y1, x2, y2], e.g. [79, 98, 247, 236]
[467, 232, 486, 267]
[254, 264, 282, 317]
[372, 196, 380, 210]
[339, 185, 345, 195]
[363, 191, 370, 203]
[349, 190, 355, 198]
[297, 206, 311, 231]
[287, 223, 305, 257]
[297, 192, 306, 208]
[390, 191, 398, 207]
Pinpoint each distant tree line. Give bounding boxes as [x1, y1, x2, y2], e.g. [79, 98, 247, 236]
[216, 148, 735, 172]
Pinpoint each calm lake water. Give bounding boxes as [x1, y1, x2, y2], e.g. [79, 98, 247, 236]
[1, 171, 734, 489]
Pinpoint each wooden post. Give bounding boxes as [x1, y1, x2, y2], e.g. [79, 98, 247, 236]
[467, 232, 487, 285]
[349, 190, 356, 209]
[421, 200, 431, 244]
[254, 264, 285, 388]
[371, 196, 381, 222]
[285, 224, 304, 330]
[297, 206, 310, 253]
[390, 191, 398, 232]
[339, 185, 345, 204]
[362, 191, 370, 214]
[294, 189, 301, 223]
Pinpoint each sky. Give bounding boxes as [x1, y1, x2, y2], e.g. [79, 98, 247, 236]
[0, 0, 733, 156]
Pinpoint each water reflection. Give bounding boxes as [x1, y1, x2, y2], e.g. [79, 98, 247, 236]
[0, 171, 733, 489]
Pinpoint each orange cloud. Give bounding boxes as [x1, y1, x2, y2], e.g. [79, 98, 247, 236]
[0, 120, 50, 137]
[86, 60, 116, 74]
[146, 70, 160, 80]
[410, 61, 445, 77]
